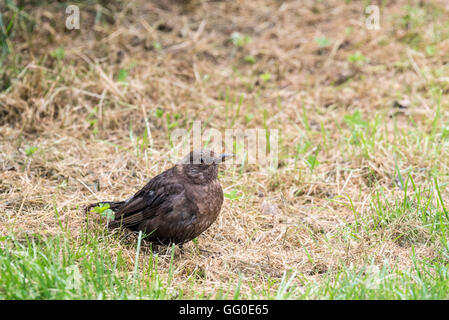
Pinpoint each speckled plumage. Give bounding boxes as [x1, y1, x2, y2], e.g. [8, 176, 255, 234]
[86, 150, 232, 245]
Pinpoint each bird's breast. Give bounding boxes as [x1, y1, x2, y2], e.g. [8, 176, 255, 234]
[190, 179, 223, 223]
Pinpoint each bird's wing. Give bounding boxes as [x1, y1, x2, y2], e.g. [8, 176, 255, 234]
[112, 170, 186, 228]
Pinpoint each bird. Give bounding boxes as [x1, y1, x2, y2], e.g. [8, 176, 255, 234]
[85, 149, 233, 246]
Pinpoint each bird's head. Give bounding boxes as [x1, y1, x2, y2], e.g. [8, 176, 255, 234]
[177, 149, 234, 184]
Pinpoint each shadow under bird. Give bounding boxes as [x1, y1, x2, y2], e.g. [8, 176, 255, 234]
[86, 150, 233, 245]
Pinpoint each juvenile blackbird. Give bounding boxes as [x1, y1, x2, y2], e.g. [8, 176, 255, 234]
[86, 150, 233, 245]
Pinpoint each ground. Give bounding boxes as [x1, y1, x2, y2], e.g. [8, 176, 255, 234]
[1, 0, 449, 299]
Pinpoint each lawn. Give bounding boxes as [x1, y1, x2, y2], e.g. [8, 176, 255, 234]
[1, 0, 449, 299]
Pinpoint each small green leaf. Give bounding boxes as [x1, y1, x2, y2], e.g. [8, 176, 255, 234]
[344, 110, 368, 128]
[348, 51, 366, 64]
[260, 73, 271, 82]
[315, 36, 331, 48]
[90, 203, 115, 221]
[224, 189, 241, 200]
[25, 146, 38, 157]
[425, 45, 436, 57]
[117, 69, 128, 82]
[230, 32, 252, 47]
[152, 41, 162, 50]
[50, 47, 65, 60]
[167, 122, 178, 129]
[442, 127, 449, 140]
[243, 55, 256, 64]
[245, 113, 254, 123]
[155, 108, 164, 118]
[305, 155, 319, 171]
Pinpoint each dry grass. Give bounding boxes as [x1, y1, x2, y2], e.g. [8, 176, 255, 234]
[1, 0, 449, 298]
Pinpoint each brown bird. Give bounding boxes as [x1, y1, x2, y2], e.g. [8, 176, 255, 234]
[86, 150, 233, 245]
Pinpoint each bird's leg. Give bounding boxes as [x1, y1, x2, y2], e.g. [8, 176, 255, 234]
[150, 243, 159, 254]
[139, 238, 159, 254]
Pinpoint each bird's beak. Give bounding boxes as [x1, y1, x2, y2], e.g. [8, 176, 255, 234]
[219, 153, 234, 163]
